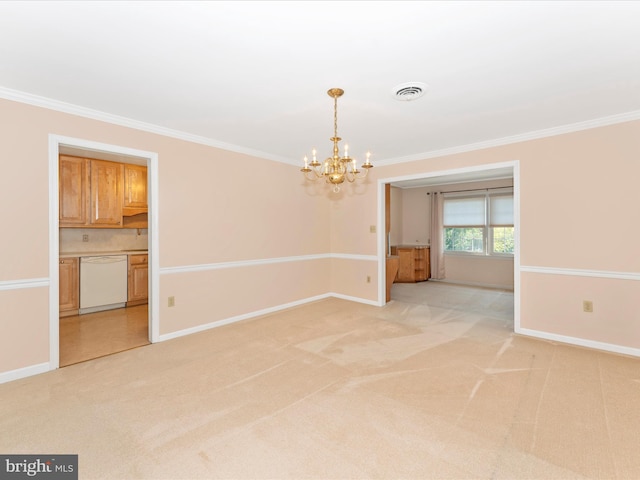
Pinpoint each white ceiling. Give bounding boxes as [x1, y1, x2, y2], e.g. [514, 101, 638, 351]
[1, 1, 640, 171]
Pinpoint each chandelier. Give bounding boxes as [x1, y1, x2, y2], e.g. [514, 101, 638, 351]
[301, 88, 373, 193]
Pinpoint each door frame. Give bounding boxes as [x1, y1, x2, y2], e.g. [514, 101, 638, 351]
[48, 134, 160, 370]
[376, 160, 521, 333]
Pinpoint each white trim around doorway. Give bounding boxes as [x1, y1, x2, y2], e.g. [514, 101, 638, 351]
[48, 134, 160, 370]
[376, 160, 521, 333]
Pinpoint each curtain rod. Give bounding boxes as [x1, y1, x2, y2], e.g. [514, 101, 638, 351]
[427, 186, 513, 195]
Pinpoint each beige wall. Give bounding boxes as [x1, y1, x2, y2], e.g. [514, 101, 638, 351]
[369, 120, 640, 355]
[443, 255, 514, 289]
[1, 97, 639, 382]
[160, 259, 331, 336]
[521, 273, 640, 350]
[389, 187, 403, 247]
[399, 187, 430, 246]
[0, 98, 331, 381]
[393, 178, 515, 288]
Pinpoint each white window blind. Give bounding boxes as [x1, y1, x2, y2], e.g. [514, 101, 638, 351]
[489, 194, 514, 226]
[443, 197, 485, 227]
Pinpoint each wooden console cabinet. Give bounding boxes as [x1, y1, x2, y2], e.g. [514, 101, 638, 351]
[393, 246, 430, 283]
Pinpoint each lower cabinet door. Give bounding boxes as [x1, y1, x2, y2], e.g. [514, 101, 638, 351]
[128, 255, 148, 305]
[59, 257, 79, 315]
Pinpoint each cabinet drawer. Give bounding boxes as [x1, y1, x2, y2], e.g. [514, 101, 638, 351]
[129, 254, 148, 265]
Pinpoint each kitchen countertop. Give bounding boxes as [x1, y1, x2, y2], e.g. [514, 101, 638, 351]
[60, 250, 148, 258]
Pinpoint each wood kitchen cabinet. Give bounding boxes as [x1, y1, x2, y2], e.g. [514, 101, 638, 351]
[123, 164, 147, 211]
[59, 155, 89, 226]
[127, 254, 148, 306]
[59, 156, 124, 228]
[59, 257, 79, 317]
[90, 159, 123, 226]
[122, 164, 148, 228]
[394, 246, 430, 283]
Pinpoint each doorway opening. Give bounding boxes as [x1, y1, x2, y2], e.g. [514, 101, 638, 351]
[49, 135, 159, 370]
[378, 161, 520, 332]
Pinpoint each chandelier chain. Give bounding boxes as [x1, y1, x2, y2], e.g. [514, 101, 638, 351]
[334, 95, 338, 141]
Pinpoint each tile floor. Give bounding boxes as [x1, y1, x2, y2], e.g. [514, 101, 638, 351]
[59, 304, 149, 366]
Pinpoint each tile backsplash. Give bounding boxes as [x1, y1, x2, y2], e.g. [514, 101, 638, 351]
[60, 228, 148, 253]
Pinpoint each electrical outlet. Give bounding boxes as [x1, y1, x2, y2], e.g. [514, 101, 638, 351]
[82, 234, 89, 242]
[366, 276, 371, 283]
[583, 300, 593, 313]
[168, 296, 175, 307]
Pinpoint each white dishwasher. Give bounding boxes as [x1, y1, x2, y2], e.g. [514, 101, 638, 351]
[80, 255, 128, 314]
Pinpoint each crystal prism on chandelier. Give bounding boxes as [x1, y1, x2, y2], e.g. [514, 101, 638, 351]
[300, 88, 373, 193]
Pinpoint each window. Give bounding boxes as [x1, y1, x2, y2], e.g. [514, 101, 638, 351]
[443, 190, 514, 255]
[489, 194, 514, 254]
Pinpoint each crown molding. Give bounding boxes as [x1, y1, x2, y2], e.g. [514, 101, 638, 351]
[377, 110, 640, 166]
[0, 85, 295, 165]
[3, 85, 639, 168]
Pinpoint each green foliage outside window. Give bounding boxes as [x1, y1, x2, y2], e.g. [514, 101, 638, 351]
[443, 193, 514, 256]
[444, 226, 514, 255]
[444, 227, 484, 253]
[492, 226, 515, 254]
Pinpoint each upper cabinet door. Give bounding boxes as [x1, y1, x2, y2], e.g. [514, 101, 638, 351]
[89, 159, 123, 226]
[123, 164, 148, 209]
[59, 155, 89, 226]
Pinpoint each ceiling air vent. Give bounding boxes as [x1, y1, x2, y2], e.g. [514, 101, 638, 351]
[392, 82, 428, 101]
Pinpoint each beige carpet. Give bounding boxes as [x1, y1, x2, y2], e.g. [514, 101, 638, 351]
[1, 282, 639, 479]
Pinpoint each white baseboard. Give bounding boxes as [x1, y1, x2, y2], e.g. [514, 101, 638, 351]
[157, 294, 330, 342]
[157, 292, 377, 343]
[517, 327, 640, 358]
[5, 293, 635, 386]
[329, 292, 379, 306]
[0, 362, 50, 385]
[0, 293, 376, 384]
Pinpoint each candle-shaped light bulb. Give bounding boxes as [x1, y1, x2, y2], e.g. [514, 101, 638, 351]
[344, 144, 349, 158]
[304, 156, 308, 168]
[365, 151, 371, 165]
[352, 158, 357, 171]
[312, 148, 317, 162]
